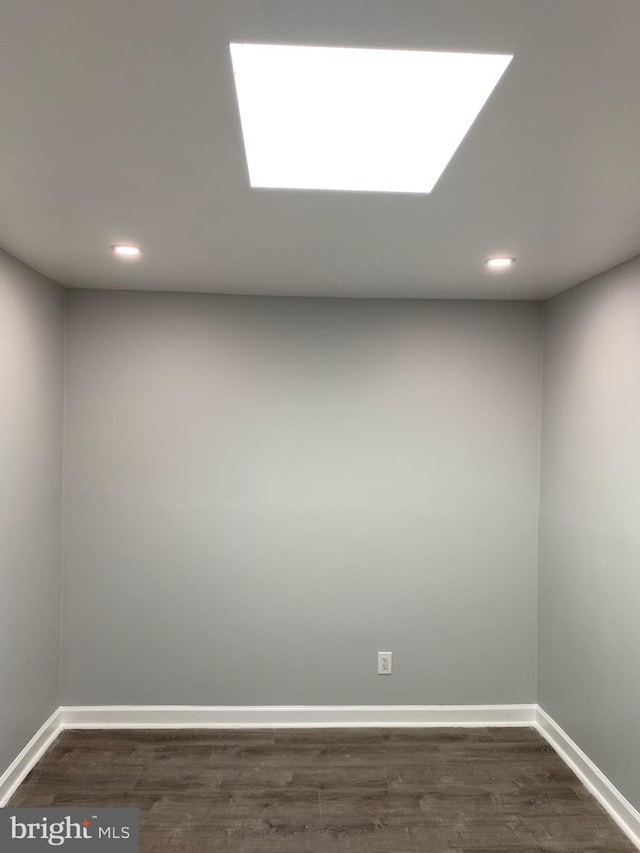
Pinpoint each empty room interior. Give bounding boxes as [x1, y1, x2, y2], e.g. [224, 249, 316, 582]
[1, 1, 639, 851]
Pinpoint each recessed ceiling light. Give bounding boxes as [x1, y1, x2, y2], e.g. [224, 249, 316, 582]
[111, 244, 142, 258]
[230, 43, 512, 194]
[485, 256, 515, 270]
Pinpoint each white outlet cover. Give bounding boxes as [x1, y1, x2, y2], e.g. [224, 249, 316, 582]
[378, 652, 392, 675]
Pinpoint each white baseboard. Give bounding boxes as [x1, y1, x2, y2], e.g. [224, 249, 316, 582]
[535, 705, 640, 850]
[60, 703, 536, 729]
[5, 702, 638, 852]
[0, 709, 62, 807]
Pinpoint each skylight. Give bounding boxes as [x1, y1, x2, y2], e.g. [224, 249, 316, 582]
[230, 43, 512, 194]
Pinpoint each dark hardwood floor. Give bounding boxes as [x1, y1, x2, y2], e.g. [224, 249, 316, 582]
[10, 727, 635, 852]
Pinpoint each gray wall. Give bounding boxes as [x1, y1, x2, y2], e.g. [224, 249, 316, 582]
[539, 254, 640, 810]
[0, 250, 64, 774]
[62, 290, 542, 705]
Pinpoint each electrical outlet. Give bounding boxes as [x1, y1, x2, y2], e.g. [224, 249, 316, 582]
[378, 651, 392, 674]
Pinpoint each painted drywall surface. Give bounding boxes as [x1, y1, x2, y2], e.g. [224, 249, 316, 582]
[62, 291, 542, 705]
[0, 250, 64, 774]
[539, 254, 640, 810]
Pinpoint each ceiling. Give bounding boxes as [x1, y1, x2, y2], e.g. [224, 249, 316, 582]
[1, 0, 640, 299]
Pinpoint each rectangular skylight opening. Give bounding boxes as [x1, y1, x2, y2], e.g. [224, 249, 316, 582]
[230, 43, 512, 194]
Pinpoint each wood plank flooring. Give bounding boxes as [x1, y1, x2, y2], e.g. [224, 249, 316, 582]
[10, 727, 636, 852]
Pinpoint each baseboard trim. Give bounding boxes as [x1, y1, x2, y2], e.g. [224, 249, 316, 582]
[7, 702, 637, 851]
[0, 709, 62, 807]
[60, 703, 536, 729]
[535, 705, 640, 850]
